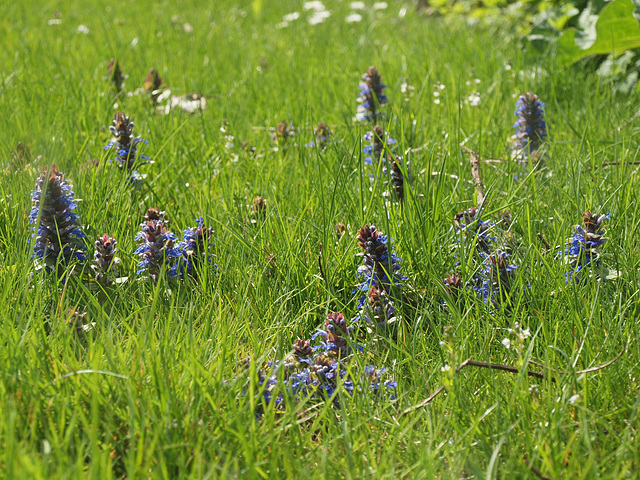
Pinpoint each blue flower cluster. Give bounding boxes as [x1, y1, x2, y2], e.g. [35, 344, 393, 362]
[92, 234, 120, 287]
[353, 224, 406, 333]
[178, 217, 216, 279]
[305, 122, 331, 149]
[511, 92, 547, 163]
[563, 211, 610, 283]
[472, 249, 518, 305]
[356, 66, 388, 123]
[29, 165, 86, 273]
[134, 211, 217, 284]
[453, 207, 497, 255]
[134, 208, 182, 283]
[244, 312, 397, 409]
[446, 209, 522, 308]
[363, 125, 396, 167]
[355, 225, 405, 306]
[104, 112, 152, 179]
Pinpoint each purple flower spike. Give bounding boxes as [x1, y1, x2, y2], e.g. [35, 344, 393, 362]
[30, 165, 86, 273]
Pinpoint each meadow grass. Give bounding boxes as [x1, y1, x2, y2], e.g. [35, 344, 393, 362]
[1, 0, 639, 478]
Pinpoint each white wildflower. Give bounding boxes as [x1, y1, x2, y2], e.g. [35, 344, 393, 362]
[502, 338, 511, 349]
[345, 13, 362, 23]
[304, 1, 325, 10]
[373, 2, 388, 9]
[350, 1, 365, 9]
[77, 24, 89, 34]
[283, 12, 300, 22]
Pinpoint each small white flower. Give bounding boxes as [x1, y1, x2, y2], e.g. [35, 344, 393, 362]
[308, 9, 331, 24]
[433, 91, 440, 97]
[569, 394, 580, 405]
[433, 98, 440, 105]
[283, 12, 300, 22]
[345, 13, 362, 23]
[350, 1, 365, 9]
[502, 338, 511, 349]
[522, 328, 531, 338]
[398, 7, 407, 17]
[468, 92, 481, 107]
[441, 364, 451, 372]
[275, 21, 289, 29]
[131, 37, 138, 47]
[304, 1, 325, 10]
[504, 63, 512, 71]
[77, 24, 90, 34]
[47, 19, 62, 25]
[474, 78, 481, 84]
[373, 2, 388, 9]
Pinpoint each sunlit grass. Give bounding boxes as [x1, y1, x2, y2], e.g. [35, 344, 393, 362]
[1, 0, 639, 478]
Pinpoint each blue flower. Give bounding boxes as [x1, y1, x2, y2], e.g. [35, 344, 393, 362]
[454, 207, 496, 255]
[563, 211, 610, 283]
[178, 217, 216, 279]
[29, 166, 86, 273]
[305, 122, 331, 149]
[104, 112, 153, 174]
[134, 208, 182, 284]
[356, 66, 388, 123]
[512, 92, 547, 163]
[92, 234, 120, 286]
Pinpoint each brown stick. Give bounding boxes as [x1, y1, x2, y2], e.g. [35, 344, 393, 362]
[401, 358, 546, 416]
[524, 456, 551, 480]
[317, 242, 325, 279]
[461, 145, 485, 206]
[528, 344, 627, 376]
[537, 233, 551, 251]
[401, 346, 626, 416]
[600, 160, 640, 167]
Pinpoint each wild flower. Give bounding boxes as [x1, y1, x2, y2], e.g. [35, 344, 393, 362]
[292, 339, 314, 365]
[443, 272, 463, 305]
[134, 208, 182, 283]
[356, 66, 388, 123]
[67, 307, 96, 332]
[563, 211, 610, 283]
[357, 285, 396, 331]
[473, 249, 517, 304]
[272, 121, 295, 149]
[400, 77, 415, 103]
[236, 309, 397, 411]
[178, 217, 215, 279]
[453, 207, 496, 255]
[29, 165, 86, 272]
[104, 112, 152, 174]
[108, 58, 126, 93]
[92, 234, 120, 287]
[512, 92, 547, 163]
[355, 225, 405, 307]
[305, 122, 331, 149]
[312, 312, 352, 358]
[143, 68, 164, 103]
[363, 125, 395, 167]
[251, 196, 267, 223]
[388, 153, 405, 201]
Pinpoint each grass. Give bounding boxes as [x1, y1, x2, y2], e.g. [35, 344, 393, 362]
[1, 0, 640, 478]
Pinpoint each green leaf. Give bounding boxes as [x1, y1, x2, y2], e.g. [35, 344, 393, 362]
[556, 0, 640, 67]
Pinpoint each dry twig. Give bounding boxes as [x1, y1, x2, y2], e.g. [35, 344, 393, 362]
[461, 145, 485, 205]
